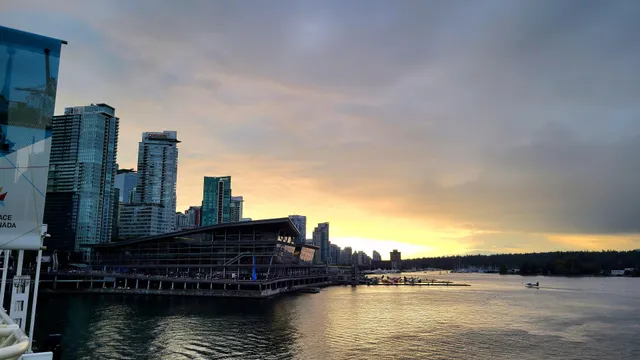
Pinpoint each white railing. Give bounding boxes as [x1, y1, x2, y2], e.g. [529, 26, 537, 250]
[0, 308, 29, 360]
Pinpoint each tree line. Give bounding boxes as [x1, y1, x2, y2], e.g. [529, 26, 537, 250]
[395, 250, 640, 276]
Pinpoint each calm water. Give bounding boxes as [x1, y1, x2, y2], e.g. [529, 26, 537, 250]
[34, 274, 640, 360]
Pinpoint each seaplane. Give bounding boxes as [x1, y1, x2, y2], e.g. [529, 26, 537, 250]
[525, 281, 540, 288]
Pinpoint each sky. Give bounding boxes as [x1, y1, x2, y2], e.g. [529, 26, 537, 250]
[3, 0, 640, 259]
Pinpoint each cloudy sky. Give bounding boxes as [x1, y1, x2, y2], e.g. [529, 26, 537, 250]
[3, 0, 640, 258]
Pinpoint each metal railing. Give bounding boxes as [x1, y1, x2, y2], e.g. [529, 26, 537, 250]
[0, 308, 29, 360]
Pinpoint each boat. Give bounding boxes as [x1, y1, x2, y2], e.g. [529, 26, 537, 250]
[525, 281, 539, 288]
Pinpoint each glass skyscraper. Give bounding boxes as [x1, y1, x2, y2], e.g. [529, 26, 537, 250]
[44, 104, 119, 257]
[134, 131, 179, 231]
[289, 215, 307, 245]
[114, 168, 137, 203]
[312, 222, 330, 264]
[201, 176, 231, 226]
[0, 26, 64, 250]
[229, 196, 244, 222]
[118, 131, 179, 238]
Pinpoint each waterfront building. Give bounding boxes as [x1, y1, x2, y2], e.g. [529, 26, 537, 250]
[118, 131, 179, 238]
[330, 243, 341, 265]
[372, 250, 382, 262]
[341, 247, 353, 266]
[356, 251, 371, 266]
[114, 168, 137, 203]
[44, 103, 119, 257]
[229, 196, 244, 222]
[288, 215, 307, 245]
[201, 176, 231, 225]
[175, 212, 188, 230]
[312, 222, 330, 264]
[391, 249, 402, 270]
[185, 206, 201, 227]
[118, 203, 164, 239]
[111, 188, 120, 241]
[84, 218, 325, 296]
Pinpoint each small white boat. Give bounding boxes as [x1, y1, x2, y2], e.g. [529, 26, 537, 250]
[525, 281, 539, 288]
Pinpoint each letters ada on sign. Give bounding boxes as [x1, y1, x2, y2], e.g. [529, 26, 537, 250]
[0, 189, 15, 228]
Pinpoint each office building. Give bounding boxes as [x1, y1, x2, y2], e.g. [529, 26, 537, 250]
[229, 196, 244, 222]
[175, 212, 188, 230]
[356, 251, 371, 266]
[114, 168, 137, 203]
[44, 104, 119, 257]
[119, 131, 179, 237]
[341, 247, 353, 266]
[312, 222, 330, 264]
[372, 250, 381, 262]
[118, 204, 164, 239]
[201, 176, 231, 225]
[390, 249, 402, 270]
[288, 215, 307, 245]
[134, 131, 179, 229]
[330, 243, 341, 265]
[111, 188, 120, 241]
[185, 206, 201, 227]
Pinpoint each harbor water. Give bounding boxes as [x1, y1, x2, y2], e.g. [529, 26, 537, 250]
[34, 274, 640, 360]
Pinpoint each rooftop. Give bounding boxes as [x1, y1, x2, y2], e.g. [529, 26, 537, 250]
[84, 217, 303, 249]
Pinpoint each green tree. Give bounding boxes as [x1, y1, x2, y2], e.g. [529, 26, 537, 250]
[499, 264, 508, 275]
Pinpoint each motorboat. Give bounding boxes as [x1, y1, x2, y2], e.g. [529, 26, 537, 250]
[525, 281, 539, 288]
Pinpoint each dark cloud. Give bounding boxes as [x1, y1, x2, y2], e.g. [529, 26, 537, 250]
[3, 0, 640, 241]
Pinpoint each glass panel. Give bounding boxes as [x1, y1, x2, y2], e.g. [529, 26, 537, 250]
[0, 26, 63, 249]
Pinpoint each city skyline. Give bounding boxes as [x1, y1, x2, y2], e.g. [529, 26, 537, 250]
[3, 1, 640, 258]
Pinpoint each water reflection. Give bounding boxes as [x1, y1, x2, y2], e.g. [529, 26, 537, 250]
[35, 275, 640, 360]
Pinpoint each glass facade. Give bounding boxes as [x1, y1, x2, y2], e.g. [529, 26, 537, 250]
[312, 222, 330, 264]
[88, 219, 316, 279]
[289, 215, 307, 245]
[114, 169, 137, 203]
[229, 196, 243, 222]
[0, 26, 63, 249]
[132, 131, 179, 233]
[44, 104, 119, 256]
[201, 176, 231, 226]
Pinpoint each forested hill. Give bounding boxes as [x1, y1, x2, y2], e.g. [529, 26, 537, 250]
[401, 250, 640, 275]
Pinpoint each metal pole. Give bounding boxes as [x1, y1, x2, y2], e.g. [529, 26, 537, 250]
[27, 249, 42, 353]
[16, 250, 24, 276]
[0, 250, 9, 309]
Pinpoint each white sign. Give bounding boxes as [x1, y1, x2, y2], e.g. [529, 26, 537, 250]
[0, 26, 62, 250]
[0, 139, 50, 250]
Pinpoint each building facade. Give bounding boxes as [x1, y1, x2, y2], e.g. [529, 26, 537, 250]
[44, 103, 119, 256]
[390, 249, 402, 270]
[288, 215, 307, 245]
[175, 212, 188, 230]
[312, 222, 330, 264]
[229, 196, 244, 222]
[185, 206, 201, 227]
[118, 131, 179, 238]
[372, 250, 381, 262]
[114, 168, 136, 204]
[341, 247, 353, 265]
[118, 204, 164, 239]
[330, 243, 341, 265]
[201, 176, 231, 225]
[86, 218, 317, 281]
[135, 131, 179, 229]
